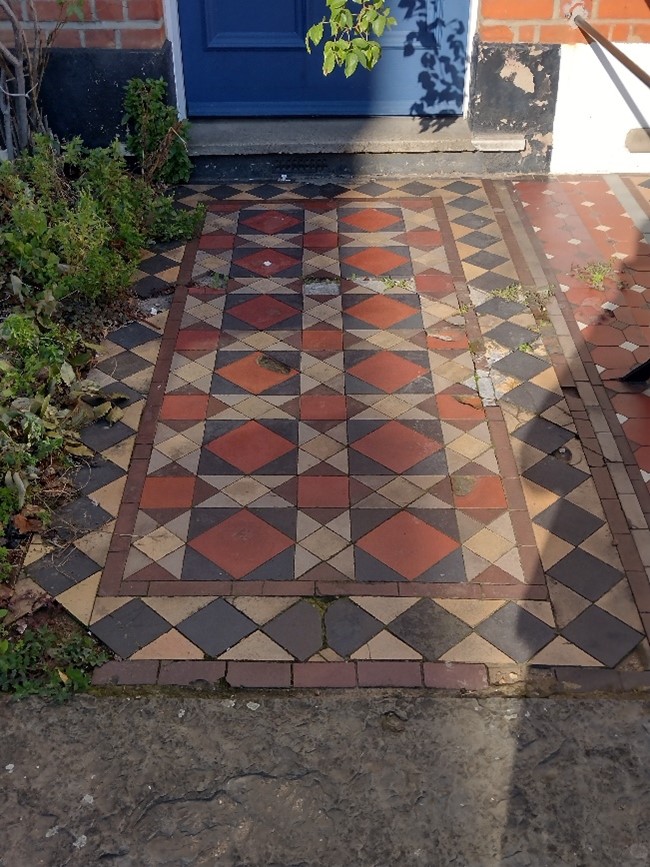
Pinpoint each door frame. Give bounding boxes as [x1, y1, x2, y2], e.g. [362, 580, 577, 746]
[163, 0, 480, 122]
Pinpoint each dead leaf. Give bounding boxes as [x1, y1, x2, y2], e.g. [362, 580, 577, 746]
[13, 513, 44, 534]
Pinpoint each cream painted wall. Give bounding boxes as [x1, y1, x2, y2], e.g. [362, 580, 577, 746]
[551, 42, 650, 174]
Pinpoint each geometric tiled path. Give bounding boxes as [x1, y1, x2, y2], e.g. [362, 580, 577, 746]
[26, 177, 650, 689]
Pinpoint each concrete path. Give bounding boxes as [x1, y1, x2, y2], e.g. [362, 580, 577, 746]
[24, 176, 650, 688]
[2, 694, 649, 866]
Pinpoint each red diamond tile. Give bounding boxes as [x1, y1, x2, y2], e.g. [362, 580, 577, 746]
[298, 476, 349, 508]
[300, 395, 348, 420]
[229, 296, 297, 328]
[358, 512, 459, 580]
[302, 330, 343, 351]
[452, 476, 507, 510]
[348, 351, 427, 392]
[241, 210, 301, 234]
[160, 395, 210, 420]
[346, 296, 415, 328]
[235, 249, 299, 276]
[303, 230, 339, 251]
[199, 231, 234, 251]
[436, 393, 485, 421]
[394, 229, 443, 248]
[343, 248, 409, 277]
[206, 420, 294, 473]
[190, 511, 293, 579]
[218, 352, 296, 394]
[341, 208, 401, 232]
[175, 328, 220, 351]
[141, 477, 195, 508]
[353, 420, 442, 473]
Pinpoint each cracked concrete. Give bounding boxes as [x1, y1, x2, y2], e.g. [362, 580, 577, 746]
[1, 694, 649, 866]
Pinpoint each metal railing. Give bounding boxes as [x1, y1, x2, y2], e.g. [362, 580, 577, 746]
[574, 15, 650, 89]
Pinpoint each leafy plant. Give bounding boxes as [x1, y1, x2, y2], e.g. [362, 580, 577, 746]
[0, 609, 109, 699]
[123, 77, 193, 185]
[574, 260, 615, 291]
[306, 0, 397, 77]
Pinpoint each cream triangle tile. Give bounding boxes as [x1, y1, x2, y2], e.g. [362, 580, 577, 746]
[532, 527, 573, 569]
[487, 513, 516, 543]
[436, 599, 506, 627]
[219, 631, 293, 661]
[131, 629, 204, 660]
[124, 547, 153, 578]
[144, 596, 214, 625]
[547, 578, 591, 629]
[230, 596, 297, 624]
[24, 536, 56, 567]
[148, 450, 172, 473]
[328, 545, 355, 578]
[352, 631, 422, 660]
[156, 547, 186, 578]
[462, 548, 491, 580]
[56, 572, 101, 625]
[222, 478, 269, 505]
[352, 597, 417, 623]
[295, 545, 322, 577]
[516, 600, 555, 628]
[494, 548, 525, 582]
[120, 400, 144, 429]
[456, 513, 485, 542]
[134, 527, 183, 560]
[164, 511, 191, 540]
[198, 492, 240, 508]
[90, 597, 132, 625]
[596, 580, 644, 631]
[529, 636, 602, 667]
[176, 451, 202, 473]
[103, 436, 135, 470]
[521, 478, 559, 517]
[465, 528, 513, 561]
[157, 434, 199, 461]
[74, 522, 115, 566]
[441, 633, 514, 664]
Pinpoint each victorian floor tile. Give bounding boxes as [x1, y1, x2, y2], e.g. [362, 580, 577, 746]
[24, 178, 650, 688]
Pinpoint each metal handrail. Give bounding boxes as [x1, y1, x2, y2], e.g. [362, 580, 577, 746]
[574, 15, 650, 89]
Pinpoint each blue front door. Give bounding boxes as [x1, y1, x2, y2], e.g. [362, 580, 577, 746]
[179, 1, 470, 117]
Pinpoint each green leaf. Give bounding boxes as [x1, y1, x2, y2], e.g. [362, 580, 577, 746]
[344, 53, 359, 78]
[372, 16, 386, 37]
[323, 52, 336, 75]
[306, 21, 324, 50]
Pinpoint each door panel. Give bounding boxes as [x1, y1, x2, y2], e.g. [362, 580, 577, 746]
[179, 0, 470, 117]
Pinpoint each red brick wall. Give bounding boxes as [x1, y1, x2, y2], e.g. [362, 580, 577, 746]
[479, 0, 650, 44]
[4, 0, 165, 49]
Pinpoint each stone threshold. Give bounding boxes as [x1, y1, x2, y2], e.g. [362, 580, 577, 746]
[188, 117, 525, 157]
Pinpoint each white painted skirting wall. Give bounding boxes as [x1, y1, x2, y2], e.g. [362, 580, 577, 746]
[163, 0, 187, 119]
[551, 42, 650, 174]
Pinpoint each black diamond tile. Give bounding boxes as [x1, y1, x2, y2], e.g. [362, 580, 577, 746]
[355, 181, 393, 197]
[176, 599, 256, 657]
[502, 382, 562, 414]
[52, 497, 113, 542]
[452, 213, 492, 230]
[27, 546, 100, 595]
[470, 271, 517, 293]
[319, 183, 350, 198]
[72, 457, 126, 496]
[132, 275, 170, 299]
[523, 455, 589, 497]
[561, 606, 642, 667]
[96, 351, 151, 381]
[92, 599, 170, 658]
[80, 421, 134, 452]
[445, 181, 480, 195]
[463, 231, 501, 251]
[533, 500, 604, 545]
[476, 602, 554, 663]
[388, 599, 471, 660]
[449, 195, 484, 212]
[263, 600, 323, 661]
[109, 322, 160, 349]
[292, 183, 326, 198]
[512, 418, 574, 454]
[492, 350, 549, 381]
[398, 181, 437, 195]
[246, 184, 285, 199]
[203, 184, 241, 199]
[475, 296, 526, 319]
[137, 255, 176, 276]
[486, 321, 539, 351]
[324, 599, 382, 657]
[547, 549, 623, 601]
[463, 250, 508, 270]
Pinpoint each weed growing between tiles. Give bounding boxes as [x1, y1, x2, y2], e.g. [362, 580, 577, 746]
[0, 81, 204, 696]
